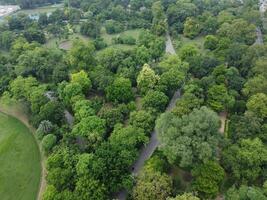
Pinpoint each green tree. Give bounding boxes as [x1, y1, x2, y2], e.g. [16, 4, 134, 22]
[74, 176, 107, 200]
[151, 1, 167, 36]
[183, 17, 201, 39]
[222, 138, 267, 182]
[71, 116, 106, 150]
[129, 110, 155, 135]
[68, 40, 96, 70]
[246, 93, 267, 119]
[142, 90, 168, 112]
[172, 92, 203, 117]
[157, 107, 221, 168]
[192, 161, 225, 198]
[106, 77, 134, 104]
[42, 134, 57, 153]
[71, 70, 92, 94]
[133, 169, 172, 200]
[137, 64, 159, 95]
[204, 35, 218, 50]
[207, 84, 235, 112]
[167, 193, 200, 200]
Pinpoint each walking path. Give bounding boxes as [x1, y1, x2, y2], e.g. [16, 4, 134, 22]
[116, 33, 180, 200]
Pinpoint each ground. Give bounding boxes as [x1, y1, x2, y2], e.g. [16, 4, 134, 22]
[0, 112, 41, 200]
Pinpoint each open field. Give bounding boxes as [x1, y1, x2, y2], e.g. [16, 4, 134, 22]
[46, 28, 142, 51]
[0, 112, 41, 200]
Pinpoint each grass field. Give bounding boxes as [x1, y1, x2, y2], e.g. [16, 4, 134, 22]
[0, 112, 41, 200]
[16, 3, 63, 16]
[174, 34, 205, 51]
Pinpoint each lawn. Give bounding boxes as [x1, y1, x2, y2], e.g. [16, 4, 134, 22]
[16, 3, 63, 16]
[0, 112, 41, 200]
[101, 28, 142, 45]
[173, 34, 205, 51]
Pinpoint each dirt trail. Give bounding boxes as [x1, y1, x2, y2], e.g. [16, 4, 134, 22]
[0, 105, 46, 200]
[219, 111, 227, 134]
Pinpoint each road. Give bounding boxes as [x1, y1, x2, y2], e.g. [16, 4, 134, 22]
[116, 33, 180, 200]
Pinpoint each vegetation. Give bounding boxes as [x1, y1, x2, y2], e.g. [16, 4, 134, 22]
[0, 0, 267, 199]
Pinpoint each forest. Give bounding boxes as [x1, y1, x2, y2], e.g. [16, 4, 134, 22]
[0, 0, 267, 199]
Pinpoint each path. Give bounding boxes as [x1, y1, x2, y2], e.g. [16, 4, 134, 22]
[219, 111, 227, 134]
[255, 0, 266, 45]
[116, 33, 179, 200]
[0, 105, 46, 200]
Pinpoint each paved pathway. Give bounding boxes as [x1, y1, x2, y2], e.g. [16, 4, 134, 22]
[116, 34, 180, 200]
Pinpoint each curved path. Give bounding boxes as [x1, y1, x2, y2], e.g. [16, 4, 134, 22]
[0, 106, 45, 200]
[116, 34, 180, 200]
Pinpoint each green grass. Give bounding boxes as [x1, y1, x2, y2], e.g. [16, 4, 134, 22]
[174, 34, 205, 51]
[0, 112, 41, 200]
[101, 28, 142, 45]
[16, 3, 63, 15]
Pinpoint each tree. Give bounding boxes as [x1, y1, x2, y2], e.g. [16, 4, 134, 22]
[106, 77, 134, 104]
[167, 193, 200, 200]
[207, 84, 235, 112]
[71, 116, 106, 150]
[204, 35, 218, 50]
[42, 134, 57, 153]
[225, 185, 267, 200]
[129, 110, 155, 135]
[228, 114, 264, 142]
[23, 27, 46, 44]
[172, 92, 203, 117]
[133, 169, 172, 200]
[37, 120, 53, 134]
[217, 19, 256, 45]
[151, 1, 167, 36]
[71, 70, 92, 94]
[68, 40, 96, 70]
[97, 48, 125, 72]
[105, 20, 124, 34]
[142, 90, 169, 112]
[80, 19, 100, 38]
[59, 82, 84, 106]
[183, 17, 201, 39]
[73, 100, 95, 122]
[222, 138, 267, 182]
[243, 75, 267, 96]
[98, 106, 124, 130]
[192, 161, 225, 198]
[157, 107, 221, 168]
[137, 64, 159, 95]
[74, 176, 107, 200]
[246, 93, 267, 119]
[179, 44, 199, 61]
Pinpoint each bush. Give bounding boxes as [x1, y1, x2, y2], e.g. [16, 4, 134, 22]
[93, 38, 107, 50]
[105, 20, 124, 34]
[112, 35, 136, 45]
